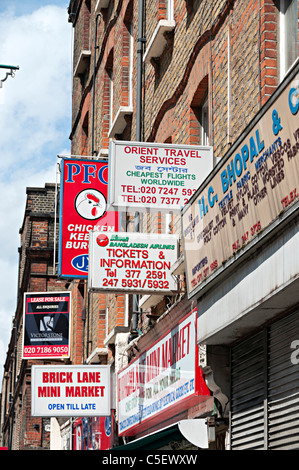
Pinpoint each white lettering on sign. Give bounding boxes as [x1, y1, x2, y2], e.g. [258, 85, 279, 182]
[88, 232, 179, 294]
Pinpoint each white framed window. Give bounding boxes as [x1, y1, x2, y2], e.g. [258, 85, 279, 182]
[109, 69, 113, 129]
[280, 0, 298, 80]
[143, 0, 175, 64]
[128, 21, 133, 107]
[201, 95, 209, 146]
[166, 0, 174, 21]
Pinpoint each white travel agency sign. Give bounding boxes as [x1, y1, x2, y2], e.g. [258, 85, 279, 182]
[108, 141, 213, 211]
[88, 231, 179, 294]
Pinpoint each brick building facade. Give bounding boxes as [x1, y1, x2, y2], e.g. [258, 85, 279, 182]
[65, 0, 298, 450]
[1, 0, 298, 450]
[0, 183, 67, 449]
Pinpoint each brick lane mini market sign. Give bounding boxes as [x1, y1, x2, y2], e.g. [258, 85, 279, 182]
[31, 365, 110, 417]
[182, 65, 299, 298]
[108, 141, 213, 211]
[88, 231, 179, 294]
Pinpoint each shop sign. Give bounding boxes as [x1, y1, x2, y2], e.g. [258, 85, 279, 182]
[22, 292, 71, 360]
[88, 231, 179, 294]
[182, 65, 299, 298]
[117, 309, 210, 436]
[58, 157, 119, 279]
[31, 365, 110, 417]
[73, 415, 113, 450]
[108, 141, 213, 211]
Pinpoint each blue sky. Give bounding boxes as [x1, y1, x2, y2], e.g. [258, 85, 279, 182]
[0, 0, 68, 16]
[0, 1, 72, 382]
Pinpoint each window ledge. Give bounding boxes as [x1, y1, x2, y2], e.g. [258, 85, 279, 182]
[97, 148, 109, 158]
[104, 326, 130, 347]
[86, 347, 107, 364]
[74, 50, 91, 77]
[170, 254, 185, 276]
[95, 0, 110, 12]
[144, 19, 176, 64]
[139, 294, 164, 310]
[108, 106, 133, 138]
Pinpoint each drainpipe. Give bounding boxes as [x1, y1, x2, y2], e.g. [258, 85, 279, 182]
[136, 0, 145, 141]
[86, 12, 101, 359]
[91, 13, 101, 157]
[131, 0, 145, 340]
[8, 321, 17, 450]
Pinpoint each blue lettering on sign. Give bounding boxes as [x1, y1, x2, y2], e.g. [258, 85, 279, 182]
[65, 162, 108, 185]
[220, 129, 264, 194]
[48, 403, 65, 410]
[289, 86, 299, 115]
[105, 416, 112, 437]
[71, 254, 89, 273]
[66, 163, 81, 182]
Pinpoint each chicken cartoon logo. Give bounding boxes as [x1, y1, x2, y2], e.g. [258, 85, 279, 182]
[75, 189, 107, 220]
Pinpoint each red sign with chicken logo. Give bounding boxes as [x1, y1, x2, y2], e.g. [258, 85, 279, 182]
[58, 157, 119, 278]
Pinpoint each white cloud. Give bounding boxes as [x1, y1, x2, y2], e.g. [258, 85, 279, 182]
[0, 4, 72, 382]
[0, 5, 72, 168]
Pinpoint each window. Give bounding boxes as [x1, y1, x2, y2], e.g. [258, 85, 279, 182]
[190, 78, 209, 147]
[101, 51, 113, 149]
[124, 14, 133, 108]
[166, 0, 174, 21]
[144, 0, 175, 64]
[81, 112, 89, 155]
[128, 21, 133, 107]
[280, 0, 298, 80]
[108, 68, 113, 129]
[200, 95, 209, 146]
[107, 7, 133, 139]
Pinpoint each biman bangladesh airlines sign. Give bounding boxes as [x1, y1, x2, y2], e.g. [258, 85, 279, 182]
[88, 231, 179, 294]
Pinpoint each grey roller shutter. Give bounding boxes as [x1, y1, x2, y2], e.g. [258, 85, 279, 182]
[230, 331, 266, 450]
[268, 311, 299, 450]
[231, 310, 299, 450]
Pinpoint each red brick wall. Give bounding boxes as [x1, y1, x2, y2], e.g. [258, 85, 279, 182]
[5, 184, 63, 449]
[67, 0, 298, 381]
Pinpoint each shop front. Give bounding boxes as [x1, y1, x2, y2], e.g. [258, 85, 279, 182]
[182, 62, 299, 450]
[115, 299, 214, 450]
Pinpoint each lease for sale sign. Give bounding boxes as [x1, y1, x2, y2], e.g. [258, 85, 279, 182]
[22, 292, 71, 359]
[58, 157, 119, 278]
[88, 232, 179, 294]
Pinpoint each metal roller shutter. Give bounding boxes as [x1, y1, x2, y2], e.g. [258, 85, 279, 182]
[231, 311, 299, 450]
[268, 312, 299, 450]
[230, 331, 266, 450]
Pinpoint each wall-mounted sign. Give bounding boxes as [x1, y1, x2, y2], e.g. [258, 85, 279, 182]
[31, 365, 110, 417]
[88, 231, 179, 294]
[58, 157, 119, 279]
[72, 415, 113, 450]
[108, 141, 213, 211]
[22, 292, 71, 360]
[117, 309, 210, 436]
[182, 65, 299, 298]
